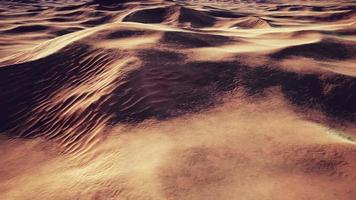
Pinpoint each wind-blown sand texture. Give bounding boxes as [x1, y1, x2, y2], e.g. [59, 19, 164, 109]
[1, 0, 356, 199]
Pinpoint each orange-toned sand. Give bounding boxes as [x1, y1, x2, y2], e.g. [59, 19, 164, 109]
[0, 0, 356, 199]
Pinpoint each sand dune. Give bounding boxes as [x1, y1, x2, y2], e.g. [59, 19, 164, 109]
[0, 0, 356, 199]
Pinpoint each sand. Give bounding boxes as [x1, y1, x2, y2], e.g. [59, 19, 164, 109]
[0, 0, 356, 199]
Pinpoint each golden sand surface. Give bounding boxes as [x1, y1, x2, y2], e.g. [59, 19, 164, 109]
[0, 0, 356, 199]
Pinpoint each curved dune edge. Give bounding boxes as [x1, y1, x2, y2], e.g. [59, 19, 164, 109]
[0, 24, 107, 66]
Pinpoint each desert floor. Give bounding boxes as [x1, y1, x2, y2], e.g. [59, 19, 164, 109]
[1, 0, 356, 199]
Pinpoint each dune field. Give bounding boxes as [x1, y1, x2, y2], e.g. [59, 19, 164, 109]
[0, 0, 356, 199]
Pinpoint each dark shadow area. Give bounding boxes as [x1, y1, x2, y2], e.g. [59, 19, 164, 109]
[178, 7, 216, 28]
[123, 7, 168, 24]
[3, 25, 50, 34]
[271, 40, 356, 60]
[104, 29, 152, 39]
[161, 31, 231, 48]
[0, 44, 118, 140]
